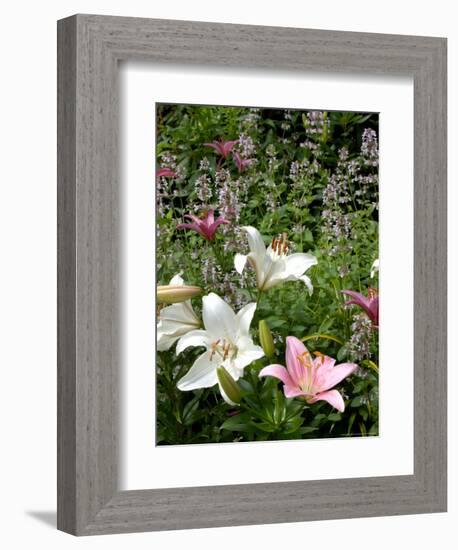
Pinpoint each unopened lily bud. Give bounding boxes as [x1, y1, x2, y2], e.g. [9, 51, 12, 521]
[259, 320, 275, 359]
[217, 366, 241, 405]
[156, 284, 202, 304]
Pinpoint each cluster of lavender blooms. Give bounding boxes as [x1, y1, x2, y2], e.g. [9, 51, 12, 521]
[361, 128, 379, 167]
[156, 152, 186, 217]
[215, 169, 243, 224]
[320, 128, 379, 274]
[258, 145, 279, 212]
[200, 253, 253, 309]
[237, 133, 256, 159]
[240, 108, 261, 131]
[279, 111, 294, 142]
[305, 111, 330, 136]
[289, 158, 321, 205]
[321, 148, 354, 265]
[157, 109, 379, 360]
[346, 312, 373, 362]
[352, 131, 379, 207]
[194, 158, 213, 203]
[167, 135, 256, 309]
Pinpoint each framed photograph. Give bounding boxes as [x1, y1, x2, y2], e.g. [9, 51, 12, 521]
[57, 14, 447, 535]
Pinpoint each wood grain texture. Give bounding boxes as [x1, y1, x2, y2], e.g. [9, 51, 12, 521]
[57, 14, 447, 536]
[57, 16, 77, 534]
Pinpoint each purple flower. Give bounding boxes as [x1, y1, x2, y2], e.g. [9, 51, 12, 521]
[361, 128, 379, 167]
[156, 167, 177, 178]
[232, 151, 253, 173]
[177, 209, 229, 241]
[204, 139, 238, 159]
[341, 288, 379, 328]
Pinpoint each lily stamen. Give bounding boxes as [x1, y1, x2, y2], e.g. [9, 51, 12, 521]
[298, 351, 313, 368]
[210, 339, 221, 361]
[271, 233, 290, 257]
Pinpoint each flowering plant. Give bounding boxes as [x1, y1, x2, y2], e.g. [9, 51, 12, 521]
[156, 104, 379, 444]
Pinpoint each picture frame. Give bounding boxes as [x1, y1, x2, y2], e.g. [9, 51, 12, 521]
[57, 14, 447, 536]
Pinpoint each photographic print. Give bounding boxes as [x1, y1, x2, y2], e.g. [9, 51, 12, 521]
[156, 104, 379, 445]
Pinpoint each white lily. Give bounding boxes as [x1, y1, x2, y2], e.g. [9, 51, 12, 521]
[234, 226, 317, 294]
[157, 274, 201, 351]
[176, 293, 264, 391]
[370, 258, 379, 278]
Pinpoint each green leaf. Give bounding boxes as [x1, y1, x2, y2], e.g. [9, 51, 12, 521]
[303, 228, 314, 243]
[337, 346, 348, 361]
[251, 421, 276, 433]
[265, 319, 287, 329]
[300, 426, 318, 435]
[284, 417, 304, 434]
[351, 396, 365, 408]
[347, 413, 356, 435]
[182, 397, 200, 425]
[220, 414, 252, 433]
[369, 423, 379, 436]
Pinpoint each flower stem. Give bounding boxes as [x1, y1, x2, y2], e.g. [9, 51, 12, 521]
[256, 289, 263, 309]
[210, 240, 224, 270]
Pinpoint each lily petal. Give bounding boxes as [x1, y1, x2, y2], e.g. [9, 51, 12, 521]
[204, 142, 222, 154]
[285, 336, 308, 386]
[158, 301, 198, 325]
[177, 222, 206, 238]
[218, 380, 238, 406]
[208, 216, 229, 234]
[223, 361, 245, 381]
[284, 385, 306, 399]
[202, 292, 237, 340]
[285, 253, 317, 276]
[169, 273, 184, 286]
[308, 389, 345, 412]
[242, 226, 266, 260]
[317, 362, 357, 393]
[157, 317, 197, 338]
[205, 210, 215, 225]
[233, 343, 264, 370]
[234, 253, 247, 274]
[177, 351, 218, 390]
[341, 290, 371, 310]
[184, 213, 202, 224]
[259, 364, 293, 387]
[298, 274, 314, 295]
[236, 302, 257, 336]
[176, 330, 211, 354]
[157, 331, 181, 352]
[260, 253, 288, 290]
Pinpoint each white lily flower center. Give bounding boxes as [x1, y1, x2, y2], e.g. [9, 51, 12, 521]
[210, 338, 238, 362]
[267, 233, 290, 261]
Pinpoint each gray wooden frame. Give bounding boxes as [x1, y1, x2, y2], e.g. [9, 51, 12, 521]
[57, 14, 447, 536]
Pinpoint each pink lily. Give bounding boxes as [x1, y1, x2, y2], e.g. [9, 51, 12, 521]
[259, 336, 357, 412]
[157, 167, 177, 178]
[232, 151, 253, 173]
[177, 209, 229, 241]
[341, 288, 379, 328]
[204, 139, 238, 159]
